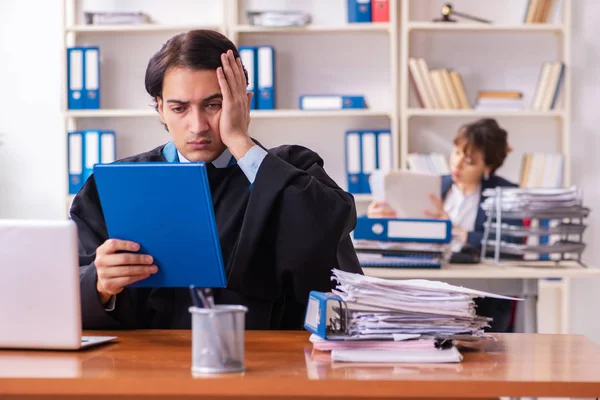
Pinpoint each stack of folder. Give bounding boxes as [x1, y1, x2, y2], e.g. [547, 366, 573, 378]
[238, 46, 275, 110]
[353, 217, 452, 268]
[68, 130, 116, 194]
[67, 47, 100, 110]
[345, 130, 392, 194]
[304, 270, 520, 363]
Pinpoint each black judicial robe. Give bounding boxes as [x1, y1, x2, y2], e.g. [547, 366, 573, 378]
[71, 142, 363, 330]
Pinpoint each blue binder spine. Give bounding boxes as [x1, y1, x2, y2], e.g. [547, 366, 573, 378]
[67, 131, 84, 194]
[360, 131, 377, 194]
[345, 130, 362, 194]
[354, 216, 452, 243]
[239, 46, 257, 110]
[347, 0, 372, 23]
[375, 130, 393, 172]
[299, 95, 366, 110]
[539, 219, 551, 260]
[257, 46, 275, 110]
[67, 47, 85, 110]
[83, 130, 100, 183]
[100, 130, 116, 164]
[84, 47, 100, 109]
[304, 291, 345, 340]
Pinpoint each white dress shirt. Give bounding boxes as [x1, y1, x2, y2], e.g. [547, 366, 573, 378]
[177, 145, 267, 184]
[443, 184, 481, 250]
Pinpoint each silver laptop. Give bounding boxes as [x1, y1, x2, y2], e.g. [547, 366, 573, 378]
[0, 219, 116, 350]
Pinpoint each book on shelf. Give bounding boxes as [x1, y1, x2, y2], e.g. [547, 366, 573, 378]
[531, 61, 565, 111]
[524, 0, 562, 24]
[346, 0, 389, 23]
[408, 58, 470, 110]
[474, 91, 524, 111]
[519, 152, 564, 189]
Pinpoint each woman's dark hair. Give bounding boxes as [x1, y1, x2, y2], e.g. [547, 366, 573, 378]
[453, 118, 512, 175]
[144, 29, 248, 111]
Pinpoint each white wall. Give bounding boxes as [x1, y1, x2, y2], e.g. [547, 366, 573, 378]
[566, 0, 600, 341]
[0, 1, 65, 219]
[0, 0, 599, 341]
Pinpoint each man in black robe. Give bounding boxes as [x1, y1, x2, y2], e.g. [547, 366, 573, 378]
[71, 29, 362, 330]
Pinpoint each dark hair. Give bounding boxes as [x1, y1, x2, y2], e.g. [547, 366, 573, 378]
[144, 29, 248, 111]
[453, 118, 511, 175]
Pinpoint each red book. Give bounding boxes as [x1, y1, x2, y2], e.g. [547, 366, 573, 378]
[372, 0, 389, 22]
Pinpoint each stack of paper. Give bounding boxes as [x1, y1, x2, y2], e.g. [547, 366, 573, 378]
[354, 240, 451, 268]
[479, 186, 589, 262]
[331, 269, 520, 339]
[481, 186, 583, 213]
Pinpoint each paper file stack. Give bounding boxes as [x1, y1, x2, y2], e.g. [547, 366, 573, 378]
[304, 270, 520, 363]
[480, 186, 590, 264]
[331, 269, 518, 338]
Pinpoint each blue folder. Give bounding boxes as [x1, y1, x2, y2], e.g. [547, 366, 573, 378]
[93, 163, 227, 288]
[239, 46, 257, 110]
[354, 217, 452, 244]
[67, 47, 85, 110]
[347, 0, 372, 23]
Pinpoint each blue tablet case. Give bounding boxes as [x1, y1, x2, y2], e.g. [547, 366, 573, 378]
[93, 162, 227, 288]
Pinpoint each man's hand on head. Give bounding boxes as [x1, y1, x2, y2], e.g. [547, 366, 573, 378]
[216, 49, 255, 160]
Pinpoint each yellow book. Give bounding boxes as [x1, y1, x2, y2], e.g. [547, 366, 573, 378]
[408, 58, 433, 109]
[520, 154, 532, 187]
[450, 72, 471, 109]
[534, 0, 549, 23]
[441, 69, 460, 109]
[478, 91, 523, 99]
[526, 0, 541, 23]
[430, 70, 452, 109]
[417, 58, 440, 109]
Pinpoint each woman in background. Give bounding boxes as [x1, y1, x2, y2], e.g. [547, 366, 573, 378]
[368, 118, 517, 332]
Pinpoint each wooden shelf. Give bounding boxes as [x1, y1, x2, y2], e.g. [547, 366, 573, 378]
[233, 23, 391, 34]
[65, 109, 390, 119]
[407, 22, 564, 33]
[250, 109, 390, 118]
[66, 24, 222, 33]
[65, 109, 156, 118]
[406, 109, 564, 118]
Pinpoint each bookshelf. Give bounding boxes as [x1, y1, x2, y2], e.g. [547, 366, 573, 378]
[406, 109, 565, 118]
[61, 0, 571, 211]
[399, 0, 572, 186]
[65, 24, 223, 33]
[61, 0, 399, 212]
[232, 23, 392, 34]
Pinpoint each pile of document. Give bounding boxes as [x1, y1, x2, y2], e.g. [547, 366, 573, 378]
[246, 10, 311, 27]
[480, 187, 590, 262]
[331, 269, 511, 338]
[84, 11, 152, 25]
[481, 186, 584, 213]
[304, 270, 519, 363]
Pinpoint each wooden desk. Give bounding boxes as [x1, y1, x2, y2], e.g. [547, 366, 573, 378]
[364, 261, 600, 334]
[1, 331, 600, 399]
